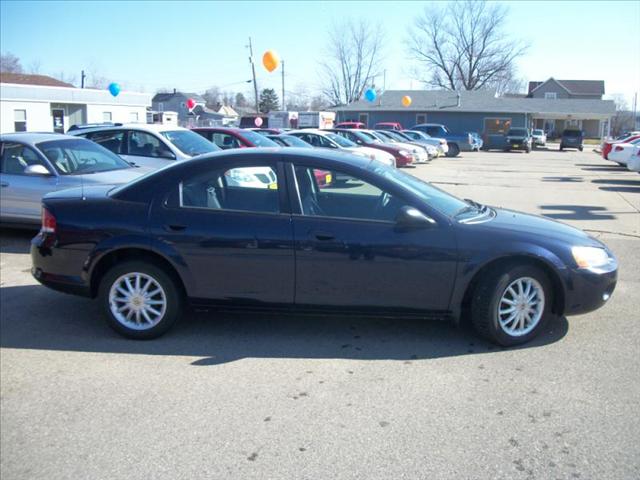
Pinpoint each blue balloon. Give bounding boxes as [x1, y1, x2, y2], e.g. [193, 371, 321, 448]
[364, 88, 376, 102]
[108, 82, 121, 97]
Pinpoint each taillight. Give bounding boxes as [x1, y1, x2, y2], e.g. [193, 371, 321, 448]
[41, 207, 56, 234]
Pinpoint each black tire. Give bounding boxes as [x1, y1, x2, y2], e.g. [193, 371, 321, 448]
[98, 260, 182, 339]
[470, 264, 553, 346]
[559, 145, 564, 151]
[579, 146, 583, 152]
[446, 143, 460, 157]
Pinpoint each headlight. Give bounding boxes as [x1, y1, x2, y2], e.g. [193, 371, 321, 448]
[571, 246, 611, 270]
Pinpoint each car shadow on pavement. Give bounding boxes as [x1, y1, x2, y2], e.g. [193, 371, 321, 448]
[0, 228, 35, 254]
[542, 176, 584, 182]
[0, 284, 569, 365]
[539, 205, 616, 221]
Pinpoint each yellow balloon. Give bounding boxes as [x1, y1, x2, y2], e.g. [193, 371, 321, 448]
[262, 50, 280, 73]
[402, 95, 412, 107]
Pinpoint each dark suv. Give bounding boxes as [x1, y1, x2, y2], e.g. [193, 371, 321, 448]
[560, 129, 584, 152]
[504, 128, 532, 153]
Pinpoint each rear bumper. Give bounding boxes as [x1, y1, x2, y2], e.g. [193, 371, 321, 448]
[564, 266, 617, 316]
[31, 233, 92, 297]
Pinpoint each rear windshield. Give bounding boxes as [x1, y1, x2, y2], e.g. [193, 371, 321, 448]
[508, 128, 527, 136]
[533, 129, 544, 135]
[239, 129, 279, 147]
[278, 135, 313, 148]
[160, 130, 220, 156]
[563, 130, 582, 137]
[326, 133, 356, 148]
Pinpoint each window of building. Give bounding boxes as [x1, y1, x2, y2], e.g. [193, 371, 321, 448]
[14, 110, 27, 132]
[484, 118, 512, 135]
[416, 114, 427, 125]
[544, 92, 557, 100]
[358, 113, 369, 127]
[179, 164, 279, 214]
[294, 165, 403, 222]
[158, 103, 164, 112]
[130, 112, 139, 122]
[103, 112, 112, 122]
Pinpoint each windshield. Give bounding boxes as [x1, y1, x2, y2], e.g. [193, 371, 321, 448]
[279, 135, 313, 148]
[385, 131, 411, 142]
[160, 130, 220, 156]
[326, 132, 356, 148]
[508, 128, 527, 136]
[374, 131, 397, 143]
[38, 138, 132, 175]
[533, 129, 544, 135]
[358, 131, 381, 143]
[369, 163, 469, 217]
[563, 130, 582, 137]
[240, 129, 279, 147]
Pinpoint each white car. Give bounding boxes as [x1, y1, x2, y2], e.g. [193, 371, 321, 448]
[532, 129, 547, 147]
[287, 129, 396, 167]
[607, 138, 640, 166]
[365, 130, 430, 163]
[626, 145, 640, 172]
[69, 123, 220, 169]
[225, 166, 278, 189]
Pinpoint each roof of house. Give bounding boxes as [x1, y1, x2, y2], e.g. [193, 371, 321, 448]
[152, 91, 206, 103]
[332, 89, 615, 116]
[528, 79, 605, 96]
[217, 105, 239, 117]
[0, 72, 74, 87]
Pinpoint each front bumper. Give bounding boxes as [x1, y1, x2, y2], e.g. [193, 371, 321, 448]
[563, 265, 618, 316]
[506, 139, 530, 150]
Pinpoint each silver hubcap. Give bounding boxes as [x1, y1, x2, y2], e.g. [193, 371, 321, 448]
[497, 277, 545, 337]
[109, 273, 167, 330]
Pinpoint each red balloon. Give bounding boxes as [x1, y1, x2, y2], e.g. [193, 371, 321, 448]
[186, 98, 196, 110]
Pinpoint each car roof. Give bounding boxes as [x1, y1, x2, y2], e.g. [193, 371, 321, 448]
[192, 126, 244, 133]
[0, 132, 79, 144]
[69, 123, 188, 135]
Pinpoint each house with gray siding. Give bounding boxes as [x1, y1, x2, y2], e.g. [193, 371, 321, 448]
[151, 90, 224, 127]
[333, 88, 615, 141]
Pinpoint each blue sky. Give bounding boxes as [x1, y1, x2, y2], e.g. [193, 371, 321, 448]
[1, 1, 639, 103]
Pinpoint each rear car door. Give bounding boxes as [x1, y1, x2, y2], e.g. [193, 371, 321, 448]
[288, 161, 458, 313]
[148, 156, 295, 305]
[0, 142, 58, 223]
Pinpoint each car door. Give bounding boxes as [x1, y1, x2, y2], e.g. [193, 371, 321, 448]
[148, 156, 295, 305]
[121, 130, 176, 169]
[288, 162, 458, 313]
[0, 141, 59, 222]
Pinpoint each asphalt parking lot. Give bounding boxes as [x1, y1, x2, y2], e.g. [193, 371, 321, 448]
[1, 148, 639, 480]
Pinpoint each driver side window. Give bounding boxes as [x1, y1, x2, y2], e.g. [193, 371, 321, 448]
[294, 166, 403, 222]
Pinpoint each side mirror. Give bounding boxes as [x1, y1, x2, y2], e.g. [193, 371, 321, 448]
[24, 164, 51, 176]
[395, 206, 435, 231]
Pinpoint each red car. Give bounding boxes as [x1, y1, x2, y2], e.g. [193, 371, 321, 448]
[327, 128, 414, 167]
[334, 121, 366, 129]
[602, 134, 640, 159]
[374, 122, 403, 130]
[192, 127, 279, 149]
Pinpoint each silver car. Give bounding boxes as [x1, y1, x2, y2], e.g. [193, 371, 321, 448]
[68, 123, 220, 169]
[0, 133, 149, 225]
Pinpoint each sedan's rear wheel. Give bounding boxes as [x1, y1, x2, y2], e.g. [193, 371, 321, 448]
[446, 144, 460, 157]
[99, 261, 182, 339]
[471, 264, 552, 346]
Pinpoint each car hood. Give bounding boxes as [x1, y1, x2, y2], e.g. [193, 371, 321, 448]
[75, 167, 150, 184]
[481, 207, 603, 247]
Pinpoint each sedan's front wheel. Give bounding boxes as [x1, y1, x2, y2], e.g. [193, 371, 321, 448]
[471, 264, 552, 346]
[99, 261, 182, 339]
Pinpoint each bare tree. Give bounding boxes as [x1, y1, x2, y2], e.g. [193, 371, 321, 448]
[407, 0, 528, 91]
[203, 86, 221, 109]
[27, 59, 42, 74]
[0, 52, 23, 73]
[320, 19, 385, 106]
[610, 94, 635, 137]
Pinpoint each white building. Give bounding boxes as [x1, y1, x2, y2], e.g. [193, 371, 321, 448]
[0, 73, 151, 134]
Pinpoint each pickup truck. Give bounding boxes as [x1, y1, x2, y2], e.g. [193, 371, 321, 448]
[410, 123, 473, 157]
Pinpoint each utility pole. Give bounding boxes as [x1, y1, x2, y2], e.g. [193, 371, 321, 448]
[81, 70, 86, 89]
[383, 69, 386, 91]
[281, 60, 285, 111]
[247, 37, 259, 114]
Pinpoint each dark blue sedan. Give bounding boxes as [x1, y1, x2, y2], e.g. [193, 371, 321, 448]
[30, 148, 618, 345]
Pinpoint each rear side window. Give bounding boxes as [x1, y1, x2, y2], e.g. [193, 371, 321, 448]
[180, 164, 279, 214]
[86, 130, 125, 154]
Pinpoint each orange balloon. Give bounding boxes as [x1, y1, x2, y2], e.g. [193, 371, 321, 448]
[402, 95, 412, 107]
[262, 50, 280, 72]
